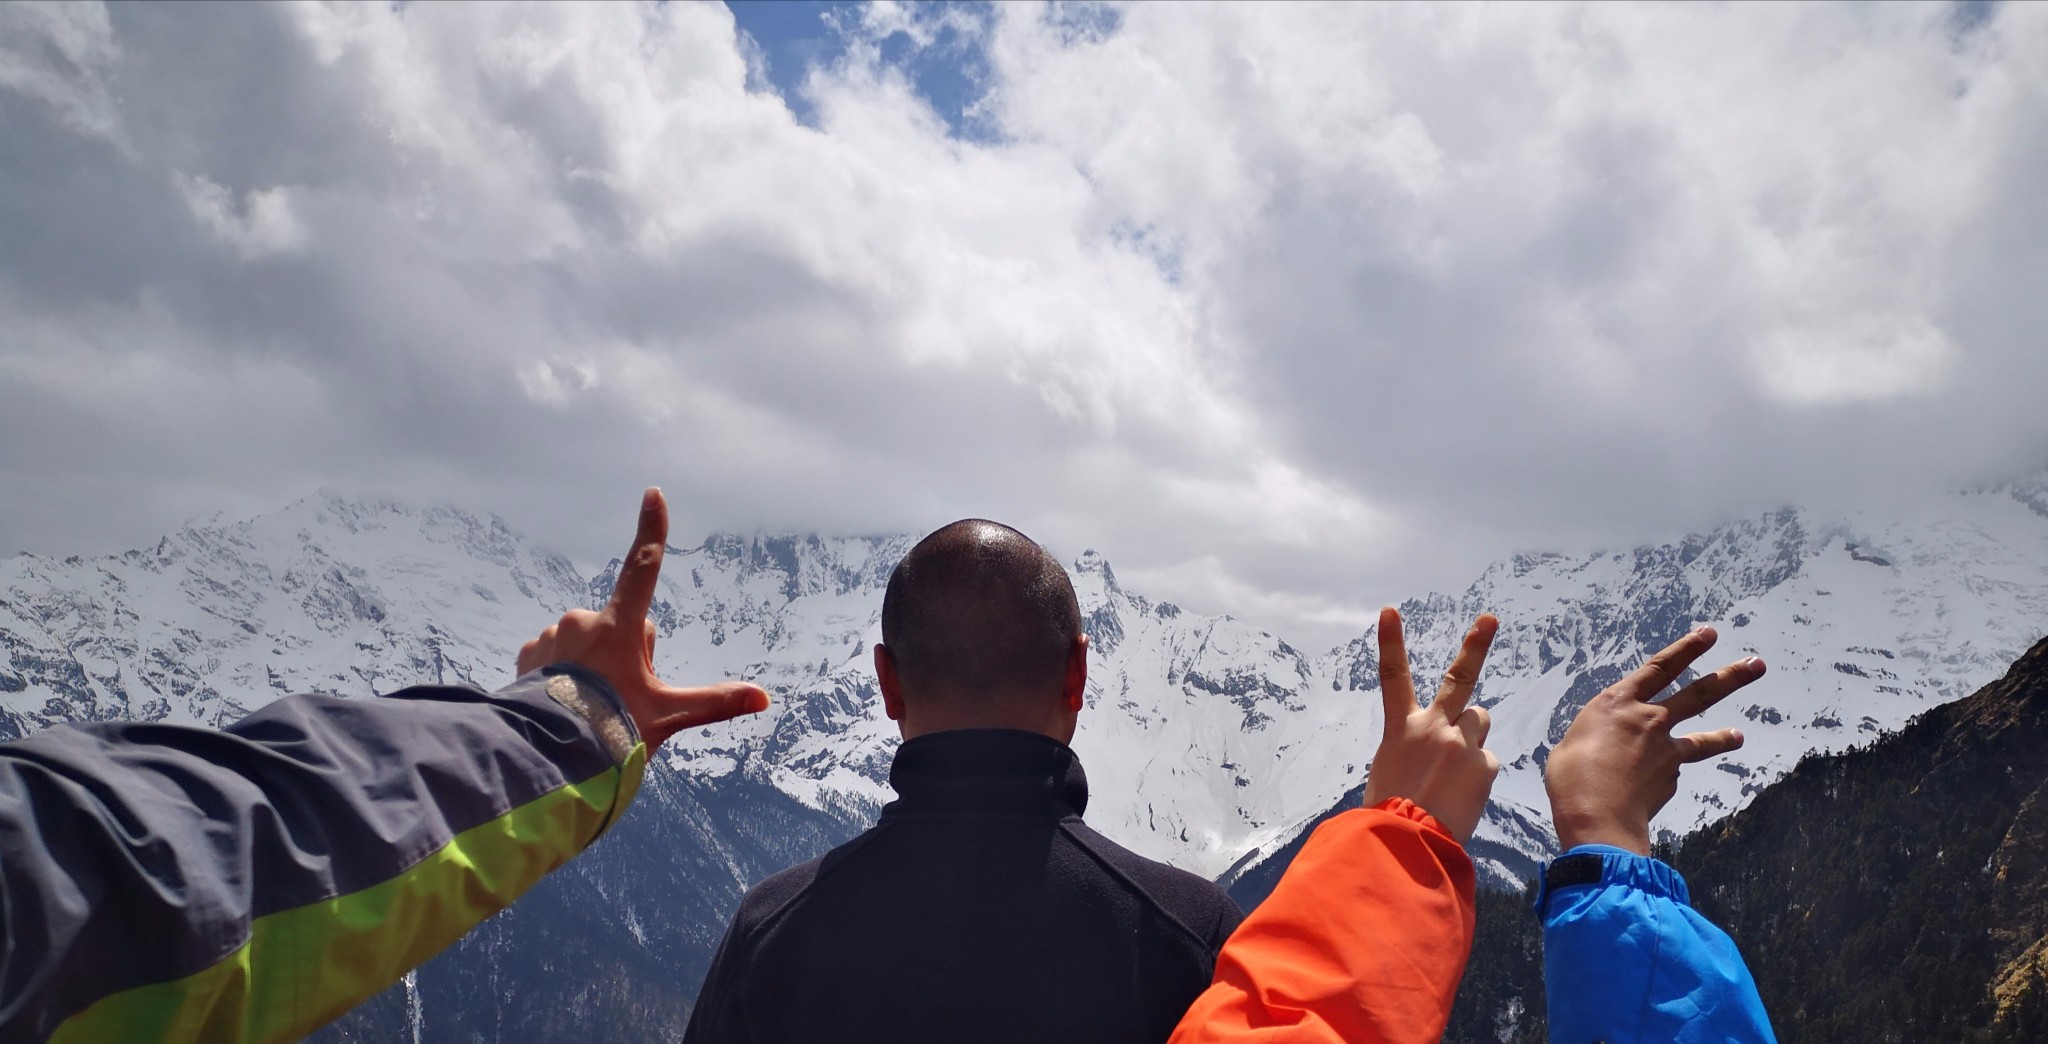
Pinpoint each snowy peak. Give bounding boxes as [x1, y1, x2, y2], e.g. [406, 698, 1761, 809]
[1073, 548, 1118, 586]
[589, 532, 913, 637]
[1072, 548, 1140, 657]
[1963, 469, 2048, 523]
[0, 494, 586, 737]
[692, 532, 910, 600]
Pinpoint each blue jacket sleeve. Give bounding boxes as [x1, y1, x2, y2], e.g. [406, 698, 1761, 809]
[1537, 844, 1776, 1044]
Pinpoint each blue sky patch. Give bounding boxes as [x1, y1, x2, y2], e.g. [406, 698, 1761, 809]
[727, 0, 998, 140]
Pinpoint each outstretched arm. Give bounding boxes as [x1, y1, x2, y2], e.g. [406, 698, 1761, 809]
[1539, 627, 1777, 1044]
[0, 489, 766, 1044]
[1171, 608, 1500, 1043]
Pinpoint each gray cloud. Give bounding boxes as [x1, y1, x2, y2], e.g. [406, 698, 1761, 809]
[1, 1, 2043, 652]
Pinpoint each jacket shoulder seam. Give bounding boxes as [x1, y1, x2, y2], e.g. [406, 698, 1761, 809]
[1056, 820, 1214, 949]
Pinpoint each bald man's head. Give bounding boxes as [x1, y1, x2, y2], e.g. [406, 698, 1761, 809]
[880, 520, 1082, 708]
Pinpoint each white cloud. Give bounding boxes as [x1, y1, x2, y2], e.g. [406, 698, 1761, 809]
[175, 175, 309, 258]
[1, 0, 2044, 650]
[1757, 313, 1959, 405]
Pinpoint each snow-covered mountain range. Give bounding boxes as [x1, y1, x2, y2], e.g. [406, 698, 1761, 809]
[7, 480, 2046, 1035]
[6, 480, 2048, 892]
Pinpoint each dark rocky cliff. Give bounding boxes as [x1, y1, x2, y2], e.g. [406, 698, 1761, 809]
[1448, 634, 2048, 1042]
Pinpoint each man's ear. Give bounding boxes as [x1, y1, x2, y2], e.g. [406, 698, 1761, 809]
[1061, 633, 1089, 714]
[875, 643, 905, 722]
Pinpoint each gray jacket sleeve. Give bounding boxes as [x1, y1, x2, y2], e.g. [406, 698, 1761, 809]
[0, 664, 644, 1044]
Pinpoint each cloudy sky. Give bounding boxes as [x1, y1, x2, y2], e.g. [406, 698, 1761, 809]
[2, 0, 2043, 648]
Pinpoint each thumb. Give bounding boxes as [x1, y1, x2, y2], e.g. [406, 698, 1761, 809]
[645, 681, 772, 738]
[1674, 727, 1745, 764]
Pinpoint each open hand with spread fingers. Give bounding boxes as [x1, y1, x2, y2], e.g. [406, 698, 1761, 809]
[517, 488, 771, 751]
[1544, 626, 1765, 855]
[1362, 607, 1502, 844]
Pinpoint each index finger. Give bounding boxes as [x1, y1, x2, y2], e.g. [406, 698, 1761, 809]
[1613, 626, 1716, 703]
[1375, 607, 1416, 723]
[1431, 613, 1498, 721]
[1660, 656, 1766, 723]
[608, 487, 669, 624]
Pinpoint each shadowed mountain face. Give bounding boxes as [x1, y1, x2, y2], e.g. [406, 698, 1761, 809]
[1682, 634, 2048, 1042]
[1446, 634, 2048, 1044]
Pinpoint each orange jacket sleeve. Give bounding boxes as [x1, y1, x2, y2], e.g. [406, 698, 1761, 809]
[1168, 798, 1477, 1044]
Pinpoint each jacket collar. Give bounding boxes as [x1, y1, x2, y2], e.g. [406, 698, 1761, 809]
[882, 729, 1089, 820]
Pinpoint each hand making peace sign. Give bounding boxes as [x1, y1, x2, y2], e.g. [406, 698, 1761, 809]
[1361, 607, 1503, 844]
[517, 488, 771, 750]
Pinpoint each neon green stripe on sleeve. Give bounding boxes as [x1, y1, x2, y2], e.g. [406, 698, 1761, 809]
[52, 743, 647, 1044]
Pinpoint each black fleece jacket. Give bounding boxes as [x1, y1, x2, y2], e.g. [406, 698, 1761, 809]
[681, 729, 1244, 1044]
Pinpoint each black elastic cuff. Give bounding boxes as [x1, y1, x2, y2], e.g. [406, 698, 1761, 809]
[1534, 852, 1605, 915]
[1546, 852, 1604, 890]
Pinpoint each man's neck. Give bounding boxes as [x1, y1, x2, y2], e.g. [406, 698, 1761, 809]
[898, 718, 1074, 744]
[896, 701, 1076, 744]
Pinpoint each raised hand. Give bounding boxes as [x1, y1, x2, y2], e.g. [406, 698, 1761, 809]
[1544, 626, 1764, 855]
[1362, 607, 1502, 844]
[517, 488, 770, 750]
